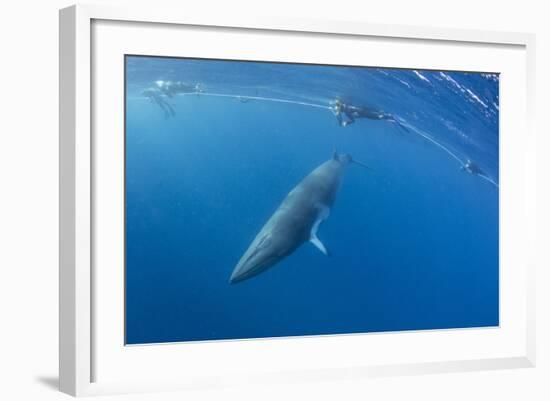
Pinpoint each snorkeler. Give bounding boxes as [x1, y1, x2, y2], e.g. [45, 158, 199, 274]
[330, 98, 396, 127]
[141, 80, 204, 118]
[141, 87, 176, 119]
[461, 159, 499, 188]
[461, 159, 485, 176]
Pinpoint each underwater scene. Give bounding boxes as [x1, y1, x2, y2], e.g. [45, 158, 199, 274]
[125, 55, 499, 345]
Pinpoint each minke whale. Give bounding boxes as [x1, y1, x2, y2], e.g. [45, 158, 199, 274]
[229, 152, 369, 284]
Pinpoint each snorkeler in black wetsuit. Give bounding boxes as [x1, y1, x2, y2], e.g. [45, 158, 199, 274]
[460, 159, 499, 188]
[461, 159, 485, 176]
[141, 81, 204, 118]
[141, 87, 176, 119]
[331, 98, 395, 127]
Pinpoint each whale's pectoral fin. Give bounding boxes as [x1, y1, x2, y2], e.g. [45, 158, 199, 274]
[310, 236, 330, 256]
[309, 205, 331, 257]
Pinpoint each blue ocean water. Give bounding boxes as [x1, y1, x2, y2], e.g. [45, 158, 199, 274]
[125, 56, 499, 345]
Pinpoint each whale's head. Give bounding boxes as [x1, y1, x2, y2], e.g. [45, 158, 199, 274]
[230, 232, 297, 284]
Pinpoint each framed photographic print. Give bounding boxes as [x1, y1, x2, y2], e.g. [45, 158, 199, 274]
[59, 4, 536, 396]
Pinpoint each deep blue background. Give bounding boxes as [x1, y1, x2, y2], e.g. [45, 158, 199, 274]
[125, 56, 499, 344]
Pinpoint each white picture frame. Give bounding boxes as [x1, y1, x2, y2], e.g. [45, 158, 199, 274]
[59, 3, 536, 397]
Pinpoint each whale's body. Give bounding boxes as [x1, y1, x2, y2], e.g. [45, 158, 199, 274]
[230, 153, 355, 284]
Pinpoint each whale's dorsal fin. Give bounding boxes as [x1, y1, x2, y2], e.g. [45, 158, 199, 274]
[309, 205, 331, 256]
